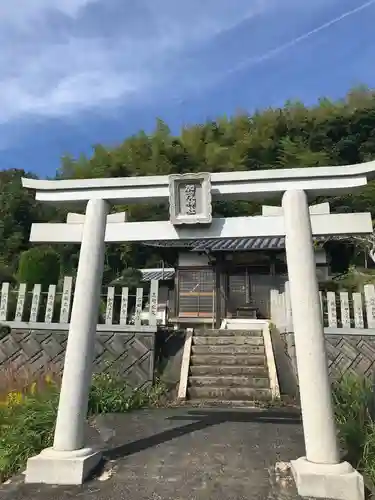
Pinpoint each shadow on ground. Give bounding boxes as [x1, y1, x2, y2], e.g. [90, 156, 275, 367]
[0, 407, 305, 500]
[104, 407, 301, 460]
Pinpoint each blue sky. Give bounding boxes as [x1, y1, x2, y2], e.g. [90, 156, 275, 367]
[0, 0, 374, 177]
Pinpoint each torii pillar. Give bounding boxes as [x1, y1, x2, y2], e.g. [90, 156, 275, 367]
[26, 200, 110, 484]
[282, 190, 363, 500]
[21, 163, 375, 499]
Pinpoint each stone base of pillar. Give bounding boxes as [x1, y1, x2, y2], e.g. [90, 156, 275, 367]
[25, 447, 102, 485]
[291, 457, 364, 500]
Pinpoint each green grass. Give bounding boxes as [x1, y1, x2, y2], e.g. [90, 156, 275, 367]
[88, 372, 166, 414]
[0, 370, 165, 483]
[0, 384, 58, 482]
[333, 373, 375, 484]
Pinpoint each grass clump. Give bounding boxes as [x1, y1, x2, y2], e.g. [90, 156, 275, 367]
[0, 366, 165, 483]
[0, 381, 58, 482]
[88, 372, 166, 414]
[333, 373, 375, 484]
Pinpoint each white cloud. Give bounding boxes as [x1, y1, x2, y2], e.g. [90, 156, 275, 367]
[0, 0, 267, 123]
[0, 1, 97, 27]
[0, 37, 145, 119]
[2, 0, 362, 124]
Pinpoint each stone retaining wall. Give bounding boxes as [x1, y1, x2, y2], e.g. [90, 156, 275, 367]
[272, 329, 375, 396]
[0, 329, 155, 389]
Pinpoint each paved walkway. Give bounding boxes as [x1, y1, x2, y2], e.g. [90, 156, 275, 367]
[0, 407, 307, 500]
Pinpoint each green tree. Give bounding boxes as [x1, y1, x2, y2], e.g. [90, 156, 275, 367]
[17, 247, 61, 289]
[0, 169, 62, 270]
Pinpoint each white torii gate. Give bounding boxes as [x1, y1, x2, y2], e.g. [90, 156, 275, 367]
[22, 162, 375, 500]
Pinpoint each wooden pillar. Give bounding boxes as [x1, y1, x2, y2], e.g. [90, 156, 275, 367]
[174, 269, 180, 319]
[270, 253, 276, 277]
[214, 254, 222, 329]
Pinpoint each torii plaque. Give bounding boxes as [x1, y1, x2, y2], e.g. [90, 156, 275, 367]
[168, 172, 212, 225]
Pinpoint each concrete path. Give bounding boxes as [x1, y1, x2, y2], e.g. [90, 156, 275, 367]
[0, 407, 309, 500]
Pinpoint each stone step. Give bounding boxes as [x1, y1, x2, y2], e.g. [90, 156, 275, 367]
[191, 344, 265, 355]
[187, 386, 272, 401]
[188, 375, 270, 389]
[194, 329, 263, 337]
[186, 399, 268, 408]
[190, 365, 268, 376]
[193, 336, 264, 346]
[190, 354, 266, 366]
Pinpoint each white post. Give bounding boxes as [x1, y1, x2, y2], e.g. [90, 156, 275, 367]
[119, 287, 129, 325]
[105, 286, 115, 325]
[149, 279, 159, 327]
[353, 292, 365, 328]
[0, 282, 9, 322]
[14, 283, 27, 322]
[60, 276, 73, 324]
[282, 189, 363, 500]
[29, 284, 41, 322]
[25, 198, 109, 485]
[45, 284, 56, 324]
[340, 292, 351, 328]
[326, 291, 337, 328]
[134, 287, 143, 328]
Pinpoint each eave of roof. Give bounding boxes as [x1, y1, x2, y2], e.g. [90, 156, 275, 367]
[144, 235, 336, 251]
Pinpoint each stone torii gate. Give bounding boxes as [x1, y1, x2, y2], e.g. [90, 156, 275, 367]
[22, 164, 375, 500]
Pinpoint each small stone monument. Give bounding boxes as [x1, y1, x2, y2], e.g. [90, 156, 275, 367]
[168, 172, 212, 225]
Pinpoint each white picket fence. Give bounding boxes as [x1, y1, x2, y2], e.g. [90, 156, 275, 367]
[270, 282, 375, 334]
[0, 276, 165, 330]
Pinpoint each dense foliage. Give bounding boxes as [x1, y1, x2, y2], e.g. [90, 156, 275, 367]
[17, 247, 61, 289]
[2, 86, 375, 285]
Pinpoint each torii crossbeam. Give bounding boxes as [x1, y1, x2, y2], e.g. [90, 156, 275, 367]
[29, 212, 372, 243]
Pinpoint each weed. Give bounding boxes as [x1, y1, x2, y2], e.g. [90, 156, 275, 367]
[0, 366, 165, 483]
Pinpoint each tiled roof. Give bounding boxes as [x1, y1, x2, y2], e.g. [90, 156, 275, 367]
[145, 236, 330, 251]
[192, 237, 286, 251]
[140, 268, 175, 281]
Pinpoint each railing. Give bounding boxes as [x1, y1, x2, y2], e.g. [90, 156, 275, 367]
[0, 277, 165, 330]
[270, 282, 375, 334]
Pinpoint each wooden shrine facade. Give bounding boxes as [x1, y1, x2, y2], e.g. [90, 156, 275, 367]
[146, 235, 333, 327]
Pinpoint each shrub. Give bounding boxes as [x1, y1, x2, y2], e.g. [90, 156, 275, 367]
[17, 247, 61, 290]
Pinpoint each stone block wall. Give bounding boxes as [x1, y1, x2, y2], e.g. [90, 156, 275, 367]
[325, 334, 375, 379]
[272, 330, 375, 396]
[0, 329, 155, 389]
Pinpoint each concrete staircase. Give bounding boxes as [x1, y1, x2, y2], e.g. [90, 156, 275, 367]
[187, 329, 272, 406]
